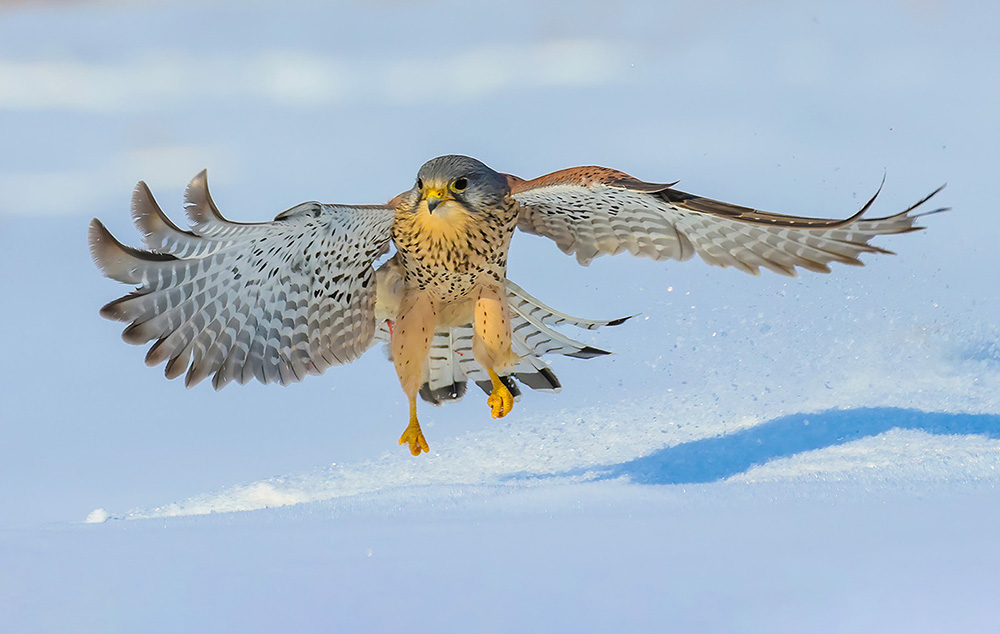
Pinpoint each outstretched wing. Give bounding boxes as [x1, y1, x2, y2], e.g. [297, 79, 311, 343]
[510, 166, 947, 275]
[89, 171, 395, 389]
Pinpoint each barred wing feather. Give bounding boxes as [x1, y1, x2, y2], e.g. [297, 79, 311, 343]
[89, 171, 395, 389]
[511, 167, 946, 274]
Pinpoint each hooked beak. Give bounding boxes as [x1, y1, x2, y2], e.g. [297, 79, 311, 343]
[423, 187, 448, 213]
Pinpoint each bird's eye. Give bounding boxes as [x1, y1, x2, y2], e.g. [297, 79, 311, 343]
[416, 178, 424, 190]
[451, 177, 468, 193]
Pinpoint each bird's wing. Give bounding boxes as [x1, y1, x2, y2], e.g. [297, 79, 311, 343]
[510, 166, 946, 274]
[89, 171, 395, 389]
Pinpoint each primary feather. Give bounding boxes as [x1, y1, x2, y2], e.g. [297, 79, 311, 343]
[90, 172, 395, 389]
[511, 166, 946, 274]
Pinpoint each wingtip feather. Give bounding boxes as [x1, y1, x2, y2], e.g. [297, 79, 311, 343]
[184, 169, 226, 227]
[131, 180, 194, 249]
[88, 218, 143, 284]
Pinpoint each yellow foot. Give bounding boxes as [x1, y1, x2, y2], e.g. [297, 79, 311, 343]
[398, 422, 429, 456]
[487, 369, 514, 419]
[398, 398, 429, 456]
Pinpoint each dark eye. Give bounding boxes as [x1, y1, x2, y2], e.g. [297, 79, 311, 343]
[416, 178, 424, 190]
[451, 177, 468, 193]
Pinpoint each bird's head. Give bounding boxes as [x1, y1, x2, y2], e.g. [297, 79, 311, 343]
[400, 155, 510, 218]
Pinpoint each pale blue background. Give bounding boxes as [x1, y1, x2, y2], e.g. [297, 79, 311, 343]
[1, 1, 998, 631]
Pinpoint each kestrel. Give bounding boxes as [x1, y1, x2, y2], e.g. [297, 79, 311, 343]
[89, 155, 945, 455]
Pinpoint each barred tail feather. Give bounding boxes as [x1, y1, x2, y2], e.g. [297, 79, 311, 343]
[419, 328, 472, 405]
[405, 282, 631, 405]
[505, 280, 633, 330]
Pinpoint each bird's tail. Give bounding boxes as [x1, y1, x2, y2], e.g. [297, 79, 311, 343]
[375, 281, 631, 405]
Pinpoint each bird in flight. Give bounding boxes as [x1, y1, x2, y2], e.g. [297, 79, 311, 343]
[89, 155, 945, 455]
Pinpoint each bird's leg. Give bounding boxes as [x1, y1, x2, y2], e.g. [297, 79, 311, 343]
[473, 285, 518, 419]
[392, 289, 437, 455]
[486, 368, 514, 419]
[398, 395, 429, 456]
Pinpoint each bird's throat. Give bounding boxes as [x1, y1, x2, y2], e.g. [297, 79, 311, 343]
[412, 200, 473, 243]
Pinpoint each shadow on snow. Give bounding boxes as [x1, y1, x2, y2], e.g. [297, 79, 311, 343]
[549, 407, 1000, 485]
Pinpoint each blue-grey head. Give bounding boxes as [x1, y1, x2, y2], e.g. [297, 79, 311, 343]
[403, 155, 510, 215]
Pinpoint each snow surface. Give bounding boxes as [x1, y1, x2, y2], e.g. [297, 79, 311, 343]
[1, 0, 999, 632]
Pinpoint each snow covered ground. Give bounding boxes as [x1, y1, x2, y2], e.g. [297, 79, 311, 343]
[1, 1, 998, 632]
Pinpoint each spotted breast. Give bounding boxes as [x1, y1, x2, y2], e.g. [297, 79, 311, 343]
[391, 179, 519, 303]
